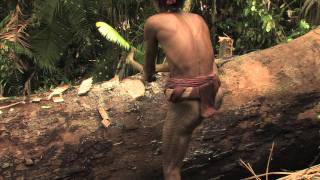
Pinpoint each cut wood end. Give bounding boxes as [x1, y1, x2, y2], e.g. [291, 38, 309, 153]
[98, 107, 111, 128]
[101, 119, 111, 128]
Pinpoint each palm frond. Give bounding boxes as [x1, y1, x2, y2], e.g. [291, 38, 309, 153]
[31, 24, 71, 71]
[96, 21, 131, 50]
[0, 15, 11, 29]
[33, 0, 60, 25]
[31, 0, 80, 71]
[0, 4, 31, 48]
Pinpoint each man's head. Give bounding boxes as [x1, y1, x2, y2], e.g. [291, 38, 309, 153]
[154, 0, 185, 12]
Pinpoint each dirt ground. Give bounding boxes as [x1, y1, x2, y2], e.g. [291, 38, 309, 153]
[0, 72, 319, 180]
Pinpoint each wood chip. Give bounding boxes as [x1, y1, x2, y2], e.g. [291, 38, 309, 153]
[78, 77, 93, 96]
[98, 107, 111, 128]
[41, 106, 52, 109]
[31, 97, 42, 102]
[0, 96, 8, 101]
[52, 96, 64, 103]
[48, 84, 69, 100]
[101, 119, 111, 128]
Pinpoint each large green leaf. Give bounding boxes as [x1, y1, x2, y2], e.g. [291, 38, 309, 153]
[96, 21, 131, 50]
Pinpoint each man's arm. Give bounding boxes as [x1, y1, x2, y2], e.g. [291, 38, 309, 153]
[143, 18, 158, 82]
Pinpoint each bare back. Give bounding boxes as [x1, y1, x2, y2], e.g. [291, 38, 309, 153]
[143, 10, 222, 180]
[144, 12, 214, 78]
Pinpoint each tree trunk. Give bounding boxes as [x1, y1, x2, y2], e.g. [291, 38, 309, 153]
[0, 29, 320, 180]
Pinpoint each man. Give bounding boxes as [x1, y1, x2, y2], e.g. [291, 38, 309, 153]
[143, 0, 221, 179]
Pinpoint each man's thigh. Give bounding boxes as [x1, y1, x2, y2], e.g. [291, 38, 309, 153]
[166, 100, 202, 133]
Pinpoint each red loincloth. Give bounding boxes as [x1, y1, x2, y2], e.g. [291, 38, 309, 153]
[165, 72, 221, 118]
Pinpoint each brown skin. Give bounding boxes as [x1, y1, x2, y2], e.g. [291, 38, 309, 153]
[143, 8, 220, 180]
[144, 12, 216, 80]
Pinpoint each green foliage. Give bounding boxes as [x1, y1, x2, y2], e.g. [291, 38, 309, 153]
[0, 0, 318, 96]
[96, 21, 145, 68]
[208, 0, 316, 54]
[287, 20, 311, 41]
[0, 10, 29, 95]
[0, 43, 26, 95]
[96, 22, 131, 51]
[0, 0, 112, 96]
[30, 0, 93, 71]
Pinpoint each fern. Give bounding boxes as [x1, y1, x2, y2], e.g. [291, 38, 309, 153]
[96, 21, 131, 51]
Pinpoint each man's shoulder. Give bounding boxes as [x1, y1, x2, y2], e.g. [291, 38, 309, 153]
[145, 14, 162, 29]
[144, 16, 158, 34]
[147, 12, 202, 19]
[187, 13, 206, 24]
[145, 13, 172, 24]
[144, 13, 173, 31]
[187, 12, 203, 18]
[144, 13, 206, 31]
[146, 13, 203, 24]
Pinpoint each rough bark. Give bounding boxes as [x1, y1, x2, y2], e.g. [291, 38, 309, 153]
[0, 29, 320, 180]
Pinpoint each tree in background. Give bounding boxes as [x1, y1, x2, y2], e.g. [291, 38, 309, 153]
[0, 0, 318, 96]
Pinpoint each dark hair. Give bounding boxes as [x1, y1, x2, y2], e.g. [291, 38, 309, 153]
[158, 0, 185, 12]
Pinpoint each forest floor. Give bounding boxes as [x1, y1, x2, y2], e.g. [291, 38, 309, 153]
[1, 73, 319, 180]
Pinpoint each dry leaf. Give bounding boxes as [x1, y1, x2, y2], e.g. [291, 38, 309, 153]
[47, 84, 70, 100]
[78, 77, 93, 96]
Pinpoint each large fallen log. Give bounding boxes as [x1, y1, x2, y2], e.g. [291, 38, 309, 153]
[0, 29, 320, 180]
